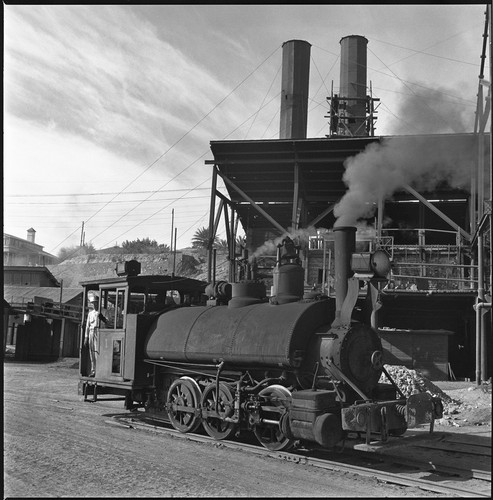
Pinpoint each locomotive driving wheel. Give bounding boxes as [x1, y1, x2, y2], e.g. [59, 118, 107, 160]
[200, 382, 237, 440]
[253, 385, 295, 451]
[166, 376, 202, 433]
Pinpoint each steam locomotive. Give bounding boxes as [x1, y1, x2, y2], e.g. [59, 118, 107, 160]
[79, 226, 443, 451]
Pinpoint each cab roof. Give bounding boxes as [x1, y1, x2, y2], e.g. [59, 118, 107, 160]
[80, 274, 207, 294]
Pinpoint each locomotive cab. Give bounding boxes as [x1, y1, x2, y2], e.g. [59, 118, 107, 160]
[78, 264, 207, 406]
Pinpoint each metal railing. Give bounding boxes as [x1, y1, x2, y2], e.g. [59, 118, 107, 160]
[308, 227, 484, 293]
[9, 300, 82, 321]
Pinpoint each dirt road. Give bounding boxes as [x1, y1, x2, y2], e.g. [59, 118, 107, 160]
[2, 359, 476, 498]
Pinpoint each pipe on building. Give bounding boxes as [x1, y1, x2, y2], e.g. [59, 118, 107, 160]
[474, 231, 491, 384]
[279, 39, 311, 139]
[474, 301, 491, 384]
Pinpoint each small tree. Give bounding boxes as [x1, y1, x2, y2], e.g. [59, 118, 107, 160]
[121, 238, 170, 254]
[57, 243, 96, 262]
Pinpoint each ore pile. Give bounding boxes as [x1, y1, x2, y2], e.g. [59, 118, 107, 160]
[379, 365, 454, 404]
[379, 365, 493, 427]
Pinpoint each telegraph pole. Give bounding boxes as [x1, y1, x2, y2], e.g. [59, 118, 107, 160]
[80, 222, 85, 247]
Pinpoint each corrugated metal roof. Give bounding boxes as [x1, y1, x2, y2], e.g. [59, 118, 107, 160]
[4, 266, 60, 286]
[4, 286, 82, 305]
[208, 137, 376, 232]
[207, 134, 477, 239]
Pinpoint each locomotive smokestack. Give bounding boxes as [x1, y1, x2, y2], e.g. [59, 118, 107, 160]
[279, 39, 311, 139]
[339, 35, 368, 137]
[333, 226, 356, 317]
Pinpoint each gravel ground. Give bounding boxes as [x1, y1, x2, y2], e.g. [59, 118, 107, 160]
[4, 357, 491, 497]
[4, 357, 452, 498]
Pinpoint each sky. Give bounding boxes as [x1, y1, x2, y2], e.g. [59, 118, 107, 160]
[4, 4, 489, 256]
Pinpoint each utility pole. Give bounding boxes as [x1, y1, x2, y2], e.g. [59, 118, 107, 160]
[173, 227, 177, 276]
[80, 222, 85, 247]
[170, 209, 175, 251]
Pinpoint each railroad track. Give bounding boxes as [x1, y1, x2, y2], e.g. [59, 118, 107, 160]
[110, 413, 491, 498]
[7, 393, 490, 496]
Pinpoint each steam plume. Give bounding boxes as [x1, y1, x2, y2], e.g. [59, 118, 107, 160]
[392, 84, 474, 135]
[250, 226, 317, 260]
[333, 134, 475, 227]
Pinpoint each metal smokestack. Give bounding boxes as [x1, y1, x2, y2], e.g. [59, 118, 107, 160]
[333, 226, 356, 316]
[339, 35, 368, 136]
[279, 40, 311, 139]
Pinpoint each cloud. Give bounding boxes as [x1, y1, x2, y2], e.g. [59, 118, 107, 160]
[4, 4, 486, 251]
[4, 5, 245, 167]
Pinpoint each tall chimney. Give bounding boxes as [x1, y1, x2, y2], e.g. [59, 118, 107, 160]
[27, 228, 36, 243]
[339, 35, 368, 136]
[279, 39, 311, 139]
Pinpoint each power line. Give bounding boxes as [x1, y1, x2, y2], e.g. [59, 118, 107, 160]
[8, 195, 210, 206]
[243, 62, 281, 139]
[5, 188, 210, 198]
[49, 44, 282, 253]
[98, 176, 211, 249]
[370, 23, 484, 68]
[367, 45, 468, 134]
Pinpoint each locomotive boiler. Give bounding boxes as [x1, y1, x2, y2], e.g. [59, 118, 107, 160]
[79, 226, 443, 451]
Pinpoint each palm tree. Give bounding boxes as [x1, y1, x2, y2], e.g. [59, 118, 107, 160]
[217, 239, 229, 250]
[191, 227, 218, 249]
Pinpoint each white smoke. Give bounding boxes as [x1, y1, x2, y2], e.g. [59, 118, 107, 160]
[392, 83, 474, 135]
[250, 226, 317, 259]
[333, 134, 475, 227]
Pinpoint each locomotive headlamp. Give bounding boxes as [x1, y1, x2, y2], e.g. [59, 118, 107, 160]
[351, 250, 391, 279]
[115, 259, 141, 277]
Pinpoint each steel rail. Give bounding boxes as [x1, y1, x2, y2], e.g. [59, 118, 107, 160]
[111, 415, 491, 498]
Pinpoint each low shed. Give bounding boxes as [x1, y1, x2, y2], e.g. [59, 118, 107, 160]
[378, 328, 454, 381]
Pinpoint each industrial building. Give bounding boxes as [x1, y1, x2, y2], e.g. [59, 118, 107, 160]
[3, 229, 82, 359]
[205, 33, 491, 382]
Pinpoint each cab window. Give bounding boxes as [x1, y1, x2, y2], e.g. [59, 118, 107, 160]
[128, 292, 146, 314]
[146, 290, 181, 311]
[100, 288, 126, 329]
